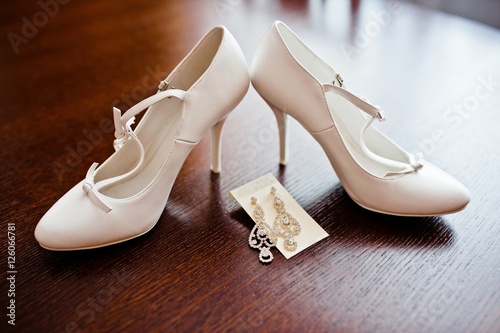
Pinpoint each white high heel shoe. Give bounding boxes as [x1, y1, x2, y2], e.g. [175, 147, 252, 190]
[251, 21, 470, 216]
[35, 26, 249, 250]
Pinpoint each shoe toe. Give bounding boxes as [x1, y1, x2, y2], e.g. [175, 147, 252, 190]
[35, 182, 117, 250]
[397, 162, 470, 216]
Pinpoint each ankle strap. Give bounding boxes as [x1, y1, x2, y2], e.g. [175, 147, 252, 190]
[113, 89, 187, 140]
[323, 83, 385, 121]
[83, 88, 187, 212]
[323, 83, 423, 177]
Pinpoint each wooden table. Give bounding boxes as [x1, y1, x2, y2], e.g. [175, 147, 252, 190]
[1, 0, 499, 332]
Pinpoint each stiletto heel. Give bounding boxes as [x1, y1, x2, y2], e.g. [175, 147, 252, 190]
[35, 26, 249, 250]
[251, 21, 470, 216]
[268, 102, 288, 166]
[210, 118, 225, 174]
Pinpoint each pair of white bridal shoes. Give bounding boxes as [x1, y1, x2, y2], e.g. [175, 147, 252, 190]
[35, 22, 469, 250]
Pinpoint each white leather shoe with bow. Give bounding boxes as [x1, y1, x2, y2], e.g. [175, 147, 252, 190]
[35, 26, 249, 250]
[251, 21, 470, 216]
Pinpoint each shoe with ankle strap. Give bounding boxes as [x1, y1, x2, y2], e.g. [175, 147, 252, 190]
[251, 21, 470, 216]
[35, 26, 249, 250]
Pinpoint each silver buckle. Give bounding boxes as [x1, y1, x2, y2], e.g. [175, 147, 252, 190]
[158, 80, 175, 91]
[335, 73, 344, 87]
[376, 110, 386, 121]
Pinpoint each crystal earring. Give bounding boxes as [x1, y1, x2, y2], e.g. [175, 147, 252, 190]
[271, 187, 301, 251]
[248, 196, 277, 263]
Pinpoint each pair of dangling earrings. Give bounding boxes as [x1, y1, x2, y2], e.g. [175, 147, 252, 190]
[248, 186, 301, 263]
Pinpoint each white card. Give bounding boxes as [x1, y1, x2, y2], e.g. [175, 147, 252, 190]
[230, 173, 328, 259]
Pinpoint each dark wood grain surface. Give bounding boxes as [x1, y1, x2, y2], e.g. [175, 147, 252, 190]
[1, 0, 499, 332]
